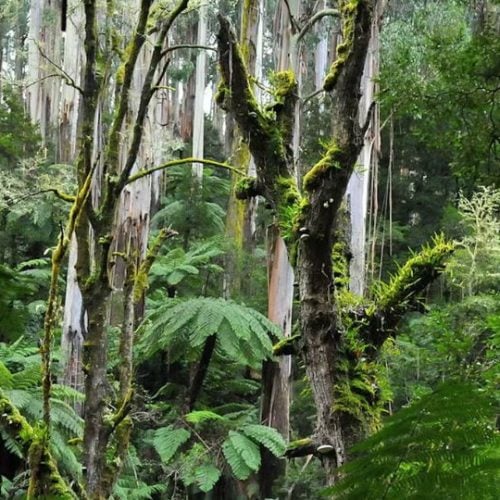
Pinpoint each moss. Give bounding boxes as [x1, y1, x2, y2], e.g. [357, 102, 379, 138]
[287, 437, 313, 451]
[116, 63, 125, 86]
[234, 176, 260, 199]
[303, 143, 345, 191]
[273, 334, 301, 355]
[214, 80, 230, 107]
[323, 0, 361, 91]
[332, 241, 350, 290]
[271, 70, 297, 99]
[372, 234, 454, 311]
[276, 176, 306, 244]
[333, 352, 392, 433]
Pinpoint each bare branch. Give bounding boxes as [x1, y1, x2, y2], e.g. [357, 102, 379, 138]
[282, 0, 300, 33]
[161, 44, 217, 57]
[360, 100, 377, 138]
[115, 0, 190, 194]
[297, 8, 339, 43]
[34, 41, 83, 93]
[7, 188, 76, 205]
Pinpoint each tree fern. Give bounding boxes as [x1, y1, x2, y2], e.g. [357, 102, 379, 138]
[149, 239, 225, 287]
[137, 297, 281, 365]
[325, 381, 500, 499]
[0, 341, 83, 483]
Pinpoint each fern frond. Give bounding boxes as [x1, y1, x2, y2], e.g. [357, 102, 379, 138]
[185, 410, 226, 425]
[239, 424, 287, 457]
[227, 430, 261, 470]
[326, 381, 500, 499]
[194, 463, 222, 492]
[138, 297, 281, 365]
[222, 438, 253, 480]
[153, 426, 191, 464]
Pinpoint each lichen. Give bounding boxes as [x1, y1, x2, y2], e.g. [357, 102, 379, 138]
[303, 143, 345, 191]
[323, 0, 361, 91]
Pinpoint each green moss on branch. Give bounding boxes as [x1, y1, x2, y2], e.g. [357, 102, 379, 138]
[323, 0, 362, 92]
[303, 143, 345, 191]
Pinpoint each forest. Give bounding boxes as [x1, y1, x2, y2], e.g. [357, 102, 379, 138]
[0, 0, 498, 498]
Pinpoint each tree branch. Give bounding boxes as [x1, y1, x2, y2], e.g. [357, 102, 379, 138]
[273, 334, 300, 356]
[34, 41, 83, 94]
[355, 236, 454, 350]
[217, 15, 295, 204]
[125, 157, 245, 185]
[161, 44, 217, 57]
[114, 0, 190, 195]
[6, 188, 76, 205]
[297, 8, 339, 43]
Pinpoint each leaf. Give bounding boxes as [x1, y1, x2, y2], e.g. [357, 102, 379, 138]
[222, 438, 253, 480]
[194, 463, 222, 492]
[227, 430, 261, 471]
[185, 410, 225, 425]
[153, 426, 191, 464]
[138, 297, 280, 365]
[239, 424, 287, 457]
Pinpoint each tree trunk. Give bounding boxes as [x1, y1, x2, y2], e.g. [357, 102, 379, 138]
[346, 3, 381, 295]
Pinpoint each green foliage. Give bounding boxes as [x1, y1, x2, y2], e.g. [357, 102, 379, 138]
[151, 166, 230, 244]
[238, 423, 287, 458]
[137, 296, 281, 366]
[149, 238, 225, 288]
[152, 426, 191, 464]
[0, 339, 83, 482]
[224, 430, 261, 475]
[0, 86, 40, 166]
[146, 404, 286, 492]
[385, 294, 500, 407]
[446, 186, 500, 295]
[380, 1, 499, 186]
[325, 381, 500, 499]
[371, 234, 454, 309]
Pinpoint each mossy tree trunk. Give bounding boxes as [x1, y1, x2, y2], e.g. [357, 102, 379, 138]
[25, 0, 191, 497]
[217, 0, 453, 485]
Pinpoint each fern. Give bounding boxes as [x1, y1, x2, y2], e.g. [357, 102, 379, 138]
[150, 239, 225, 287]
[138, 297, 281, 365]
[239, 424, 287, 457]
[222, 437, 254, 480]
[194, 463, 222, 492]
[153, 425, 191, 464]
[325, 381, 500, 499]
[185, 410, 225, 425]
[0, 341, 83, 483]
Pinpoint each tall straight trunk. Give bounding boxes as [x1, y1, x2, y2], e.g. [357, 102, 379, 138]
[259, 2, 301, 496]
[224, 0, 263, 299]
[346, 5, 381, 295]
[192, 4, 207, 181]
